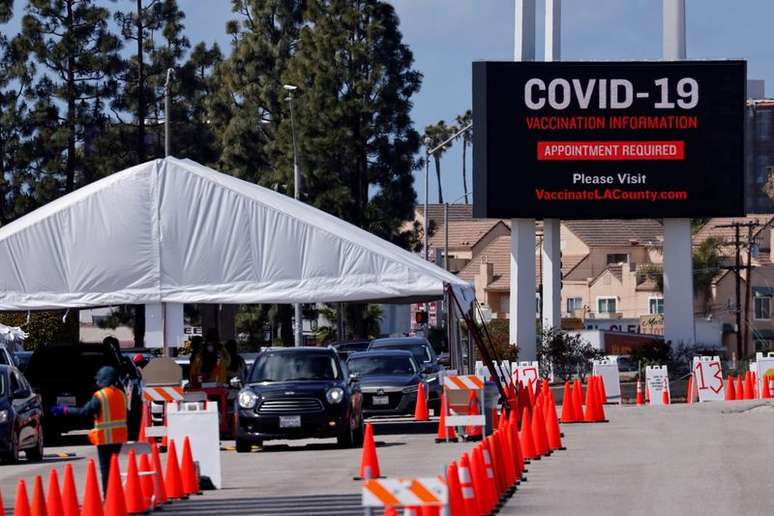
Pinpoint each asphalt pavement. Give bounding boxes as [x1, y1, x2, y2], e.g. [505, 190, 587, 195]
[2, 402, 774, 515]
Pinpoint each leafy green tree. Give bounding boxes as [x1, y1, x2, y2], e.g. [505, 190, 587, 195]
[693, 236, 724, 315]
[22, 0, 123, 191]
[423, 120, 454, 204]
[536, 327, 603, 380]
[0, 0, 13, 22]
[455, 110, 472, 204]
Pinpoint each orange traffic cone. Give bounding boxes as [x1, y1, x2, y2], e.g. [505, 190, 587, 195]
[635, 378, 644, 406]
[498, 429, 516, 487]
[518, 380, 532, 411]
[508, 419, 525, 480]
[736, 375, 745, 400]
[519, 406, 537, 460]
[14, 480, 31, 516]
[744, 372, 754, 400]
[137, 403, 149, 444]
[686, 374, 695, 404]
[61, 464, 80, 516]
[483, 438, 504, 498]
[180, 437, 200, 496]
[479, 443, 498, 509]
[138, 455, 155, 511]
[661, 378, 670, 405]
[81, 459, 104, 516]
[435, 392, 458, 443]
[531, 402, 550, 456]
[559, 382, 575, 423]
[124, 450, 147, 514]
[383, 507, 398, 516]
[150, 442, 168, 505]
[355, 423, 381, 480]
[725, 375, 736, 400]
[464, 391, 482, 441]
[414, 382, 429, 421]
[752, 371, 759, 399]
[470, 446, 490, 515]
[544, 394, 564, 451]
[30, 476, 46, 516]
[573, 378, 584, 414]
[46, 469, 65, 516]
[458, 453, 479, 516]
[164, 440, 186, 500]
[763, 375, 772, 399]
[583, 377, 596, 422]
[598, 375, 608, 404]
[446, 461, 465, 516]
[103, 455, 127, 516]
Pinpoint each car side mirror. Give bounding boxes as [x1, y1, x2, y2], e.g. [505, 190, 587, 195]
[13, 388, 29, 400]
[229, 377, 242, 389]
[348, 372, 360, 384]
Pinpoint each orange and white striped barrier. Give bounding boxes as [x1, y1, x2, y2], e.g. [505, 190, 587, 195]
[443, 375, 486, 427]
[362, 478, 447, 509]
[142, 385, 184, 402]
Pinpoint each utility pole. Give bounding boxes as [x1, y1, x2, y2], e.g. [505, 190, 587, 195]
[717, 220, 759, 362]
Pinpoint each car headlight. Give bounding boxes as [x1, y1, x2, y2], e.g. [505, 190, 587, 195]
[402, 384, 419, 393]
[326, 387, 344, 404]
[0, 410, 8, 424]
[238, 390, 258, 409]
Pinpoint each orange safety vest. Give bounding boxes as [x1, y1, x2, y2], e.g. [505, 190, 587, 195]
[88, 386, 129, 446]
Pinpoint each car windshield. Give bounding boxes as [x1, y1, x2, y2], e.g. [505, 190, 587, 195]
[373, 343, 431, 364]
[348, 356, 417, 376]
[249, 353, 340, 382]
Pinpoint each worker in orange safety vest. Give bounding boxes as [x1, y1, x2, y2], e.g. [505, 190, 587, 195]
[51, 366, 128, 493]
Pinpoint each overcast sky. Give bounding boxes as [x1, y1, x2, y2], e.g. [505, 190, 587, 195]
[5, 0, 772, 206]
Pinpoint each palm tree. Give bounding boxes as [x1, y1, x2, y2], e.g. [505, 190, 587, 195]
[423, 121, 455, 203]
[455, 110, 472, 204]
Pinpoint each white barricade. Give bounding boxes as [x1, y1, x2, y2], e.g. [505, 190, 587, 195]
[167, 401, 222, 489]
[443, 375, 486, 427]
[645, 365, 670, 406]
[512, 361, 539, 394]
[592, 357, 621, 404]
[692, 356, 725, 401]
[755, 352, 774, 394]
[362, 478, 447, 508]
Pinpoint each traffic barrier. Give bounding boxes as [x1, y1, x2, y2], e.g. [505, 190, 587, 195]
[355, 423, 382, 480]
[361, 478, 447, 510]
[444, 375, 485, 440]
[414, 382, 429, 421]
[62, 464, 80, 516]
[435, 392, 458, 443]
[725, 375, 736, 400]
[458, 453, 479, 516]
[519, 406, 537, 460]
[104, 455, 128, 516]
[46, 469, 64, 516]
[138, 455, 156, 511]
[142, 386, 184, 403]
[150, 442, 169, 505]
[180, 436, 201, 496]
[14, 480, 31, 516]
[30, 476, 46, 516]
[635, 379, 644, 406]
[124, 450, 147, 514]
[82, 459, 104, 516]
[164, 440, 186, 500]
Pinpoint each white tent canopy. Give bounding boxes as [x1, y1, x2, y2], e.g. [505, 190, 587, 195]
[0, 157, 473, 311]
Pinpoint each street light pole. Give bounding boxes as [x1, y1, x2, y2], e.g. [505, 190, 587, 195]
[164, 68, 173, 158]
[285, 84, 303, 347]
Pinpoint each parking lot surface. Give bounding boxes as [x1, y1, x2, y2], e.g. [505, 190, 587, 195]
[2, 403, 773, 515]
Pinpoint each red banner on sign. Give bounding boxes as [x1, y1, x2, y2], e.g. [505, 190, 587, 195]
[537, 141, 685, 161]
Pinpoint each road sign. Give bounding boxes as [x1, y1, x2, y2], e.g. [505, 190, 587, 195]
[645, 365, 669, 406]
[473, 60, 746, 219]
[692, 356, 725, 401]
[512, 361, 540, 393]
[592, 357, 621, 403]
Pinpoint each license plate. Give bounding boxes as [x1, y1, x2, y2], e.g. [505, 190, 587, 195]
[279, 415, 301, 428]
[372, 395, 389, 406]
[57, 396, 76, 407]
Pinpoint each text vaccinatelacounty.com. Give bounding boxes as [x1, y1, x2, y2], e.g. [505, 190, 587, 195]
[534, 189, 688, 202]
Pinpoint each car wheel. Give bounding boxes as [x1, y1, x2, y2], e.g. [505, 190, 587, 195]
[235, 438, 255, 453]
[1, 430, 19, 464]
[25, 429, 44, 462]
[337, 418, 355, 448]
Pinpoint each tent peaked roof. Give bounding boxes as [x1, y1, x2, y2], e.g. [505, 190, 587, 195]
[0, 157, 473, 310]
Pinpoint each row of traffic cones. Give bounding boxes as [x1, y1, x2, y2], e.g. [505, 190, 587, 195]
[725, 371, 771, 401]
[558, 376, 608, 423]
[9, 437, 199, 516]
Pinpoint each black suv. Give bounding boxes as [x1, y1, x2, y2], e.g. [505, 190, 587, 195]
[25, 343, 143, 443]
[234, 347, 363, 452]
